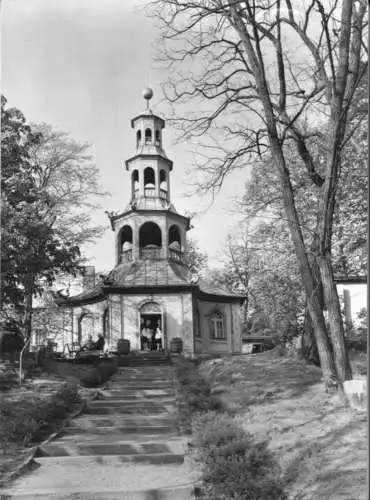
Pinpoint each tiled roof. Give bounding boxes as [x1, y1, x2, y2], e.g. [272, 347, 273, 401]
[56, 263, 244, 306]
[106, 260, 191, 288]
[197, 279, 243, 299]
[54, 282, 105, 306]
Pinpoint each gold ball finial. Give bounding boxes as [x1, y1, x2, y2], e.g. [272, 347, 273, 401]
[142, 88, 153, 101]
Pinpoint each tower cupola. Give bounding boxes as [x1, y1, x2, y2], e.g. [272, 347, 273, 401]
[125, 88, 173, 209]
[109, 89, 190, 267]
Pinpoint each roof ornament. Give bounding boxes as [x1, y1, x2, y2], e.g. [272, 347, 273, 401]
[142, 87, 153, 110]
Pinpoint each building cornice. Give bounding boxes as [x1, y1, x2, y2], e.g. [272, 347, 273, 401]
[334, 276, 367, 284]
[125, 154, 173, 171]
[108, 208, 191, 231]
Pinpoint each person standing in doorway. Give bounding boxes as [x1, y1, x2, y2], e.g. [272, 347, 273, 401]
[143, 320, 153, 351]
[140, 319, 148, 351]
[150, 322, 156, 351]
[155, 323, 163, 352]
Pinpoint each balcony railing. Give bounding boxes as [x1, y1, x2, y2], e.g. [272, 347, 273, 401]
[169, 248, 184, 264]
[120, 249, 133, 263]
[132, 188, 169, 202]
[159, 189, 169, 202]
[144, 187, 156, 198]
[140, 247, 162, 260]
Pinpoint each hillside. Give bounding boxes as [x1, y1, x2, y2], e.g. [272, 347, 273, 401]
[200, 350, 367, 499]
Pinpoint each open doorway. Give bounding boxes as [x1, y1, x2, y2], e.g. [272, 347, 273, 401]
[140, 313, 164, 351]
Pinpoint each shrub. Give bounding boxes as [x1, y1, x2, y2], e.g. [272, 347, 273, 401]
[191, 412, 287, 500]
[175, 357, 225, 414]
[80, 361, 117, 388]
[0, 385, 81, 447]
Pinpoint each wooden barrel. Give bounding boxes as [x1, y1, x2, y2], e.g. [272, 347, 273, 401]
[170, 337, 183, 354]
[117, 339, 130, 355]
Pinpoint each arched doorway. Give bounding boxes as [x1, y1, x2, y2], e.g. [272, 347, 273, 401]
[78, 313, 94, 345]
[140, 301, 165, 351]
[139, 221, 162, 259]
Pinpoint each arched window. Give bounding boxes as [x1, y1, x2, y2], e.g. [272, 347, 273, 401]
[155, 130, 160, 144]
[210, 311, 225, 340]
[132, 170, 139, 195]
[139, 221, 162, 248]
[136, 130, 142, 147]
[145, 128, 152, 143]
[168, 225, 181, 250]
[144, 167, 155, 187]
[120, 225, 133, 250]
[160, 169, 167, 189]
[141, 302, 161, 314]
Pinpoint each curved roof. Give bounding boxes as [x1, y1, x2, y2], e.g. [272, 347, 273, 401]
[197, 279, 244, 300]
[56, 263, 244, 307]
[106, 260, 191, 288]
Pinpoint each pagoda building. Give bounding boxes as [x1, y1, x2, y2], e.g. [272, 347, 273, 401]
[56, 89, 243, 355]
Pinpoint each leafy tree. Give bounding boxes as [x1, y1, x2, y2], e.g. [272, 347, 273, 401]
[149, 0, 368, 383]
[184, 238, 209, 280]
[1, 97, 87, 339]
[28, 123, 107, 247]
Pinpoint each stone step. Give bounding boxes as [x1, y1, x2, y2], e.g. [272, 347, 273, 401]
[90, 397, 176, 405]
[118, 360, 171, 366]
[0, 454, 197, 498]
[87, 399, 172, 407]
[0, 485, 196, 499]
[107, 385, 173, 391]
[85, 406, 171, 415]
[64, 425, 179, 436]
[36, 452, 184, 465]
[61, 427, 180, 439]
[116, 375, 173, 378]
[56, 430, 183, 443]
[96, 390, 174, 399]
[109, 381, 173, 387]
[35, 439, 185, 458]
[125, 363, 171, 368]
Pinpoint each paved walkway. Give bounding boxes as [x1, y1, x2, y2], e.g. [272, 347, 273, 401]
[0, 354, 197, 499]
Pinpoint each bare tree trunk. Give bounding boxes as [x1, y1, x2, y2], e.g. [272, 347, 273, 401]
[302, 304, 320, 366]
[23, 275, 34, 342]
[318, 254, 352, 380]
[270, 145, 337, 381]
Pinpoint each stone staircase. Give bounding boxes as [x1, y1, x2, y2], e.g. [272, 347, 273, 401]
[0, 353, 197, 499]
[118, 351, 171, 367]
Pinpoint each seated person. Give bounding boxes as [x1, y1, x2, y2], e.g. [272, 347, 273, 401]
[95, 334, 105, 351]
[81, 335, 95, 351]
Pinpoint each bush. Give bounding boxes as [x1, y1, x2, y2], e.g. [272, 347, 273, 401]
[80, 361, 117, 388]
[191, 412, 287, 500]
[0, 385, 81, 447]
[175, 357, 225, 414]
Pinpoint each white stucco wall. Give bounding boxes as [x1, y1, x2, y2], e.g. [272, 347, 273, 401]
[196, 300, 242, 355]
[109, 292, 194, 354]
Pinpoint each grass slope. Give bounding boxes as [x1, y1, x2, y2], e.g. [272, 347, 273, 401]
[200, 350, 367, 500]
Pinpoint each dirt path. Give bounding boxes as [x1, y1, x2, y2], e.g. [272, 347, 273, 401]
[0, 355, 197, 499]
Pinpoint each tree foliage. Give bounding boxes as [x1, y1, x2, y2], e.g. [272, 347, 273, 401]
[184, 238, 209, 280]
[29, 123, 107, 247]
[1, 96, 104, 339]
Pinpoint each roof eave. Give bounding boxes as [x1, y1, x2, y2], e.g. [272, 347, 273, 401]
[125, 155, 173, 171]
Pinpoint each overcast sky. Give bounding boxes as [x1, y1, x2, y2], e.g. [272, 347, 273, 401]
[2, 0, 251, 272]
